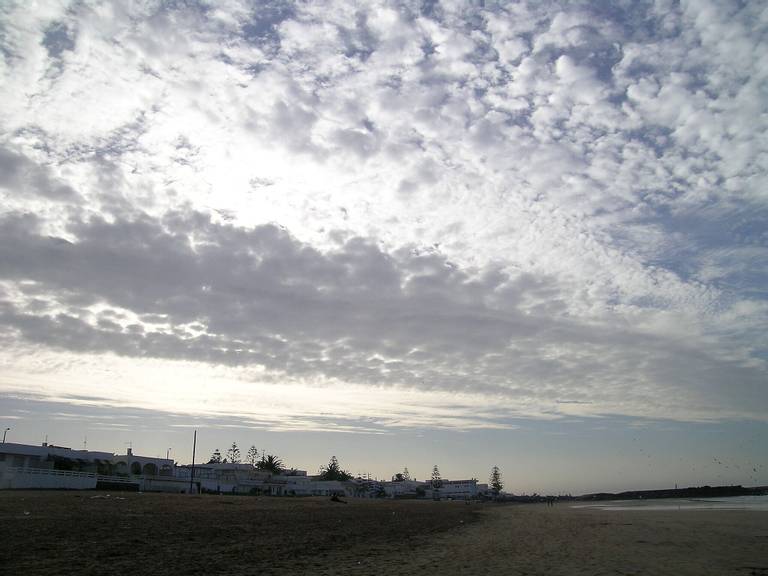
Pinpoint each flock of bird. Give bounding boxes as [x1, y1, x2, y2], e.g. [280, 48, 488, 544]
[624, 436, 765, 486]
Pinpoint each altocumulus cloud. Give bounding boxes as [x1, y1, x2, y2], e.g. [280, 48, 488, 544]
[0, 0, 766, 427]
[0, 207, 765, 422]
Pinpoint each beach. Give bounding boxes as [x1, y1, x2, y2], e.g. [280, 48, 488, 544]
[1, 492, 766, 575]
[386, 503, 768, 575]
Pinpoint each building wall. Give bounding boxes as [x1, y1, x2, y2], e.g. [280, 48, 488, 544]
[0, 443, 173, 491]
[112, 452, 174, 477]
[383, 480, 424, 497]
[0, 466, 98, 490]
[142, 477, 193, 493]
[433, 480, 479, 499]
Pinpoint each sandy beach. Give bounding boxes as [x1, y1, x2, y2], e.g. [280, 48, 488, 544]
[377, 503, 768, 576]
[1, 492, 766, 575]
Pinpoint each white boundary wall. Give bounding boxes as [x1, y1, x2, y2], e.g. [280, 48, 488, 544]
[0, 467, 98, 490]
[0, 466, 145, 490]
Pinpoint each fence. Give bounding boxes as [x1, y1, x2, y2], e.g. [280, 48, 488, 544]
[0, 467, 142, 490]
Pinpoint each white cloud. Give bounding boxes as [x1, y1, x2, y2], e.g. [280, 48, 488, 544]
[0, 0, 766, 429]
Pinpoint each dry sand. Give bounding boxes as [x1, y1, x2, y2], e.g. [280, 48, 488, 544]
[1, 492, 766, 575]
[376, 503, 768, 576]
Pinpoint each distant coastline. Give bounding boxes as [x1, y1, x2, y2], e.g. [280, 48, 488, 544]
[577, 484, 768, 502]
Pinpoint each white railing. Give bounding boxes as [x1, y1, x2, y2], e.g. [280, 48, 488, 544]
[5, 467, 96, 478]
[0, 466, 189, 491]
[3, 467, 141, 484]
[97, 474, 140, 484]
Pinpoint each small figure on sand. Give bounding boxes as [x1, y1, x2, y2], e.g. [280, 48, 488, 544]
[330, 494, 347, 504]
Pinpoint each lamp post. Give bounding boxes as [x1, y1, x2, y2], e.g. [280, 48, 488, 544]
[166, 448, 172, 460]
[190, 430, 197, 494]
[2, 428, 9, 443]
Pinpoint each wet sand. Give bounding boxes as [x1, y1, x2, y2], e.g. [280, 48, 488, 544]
[1, 492, 766, 575]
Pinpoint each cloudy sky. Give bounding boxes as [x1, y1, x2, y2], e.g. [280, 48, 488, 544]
[0, 0, 766, 493]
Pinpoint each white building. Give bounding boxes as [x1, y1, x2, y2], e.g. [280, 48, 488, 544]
[0, 442, 175, 491]
[270, 473, 356, 497]
[112, 447, 174, 477]
[174, 462, 273, 494]
[383, 479, 425, 498]
[0, 442, 114, 471]
[429, 479, 481, 500]
[2, 441, 491, 500]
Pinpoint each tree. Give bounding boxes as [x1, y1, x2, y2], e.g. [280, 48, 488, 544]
[257, 454, 284, 474]
[208, 448, 222, 464]
[431, 465, 443, 488]
[318, 456, 353, 481]
[431, 465, 443, 497]
[226, 442, 241, 464]
[430, 464, 443, 498]
[393, 466, 412, 482]
[490, 465, 503, 495]
[246, 445, 259, 467]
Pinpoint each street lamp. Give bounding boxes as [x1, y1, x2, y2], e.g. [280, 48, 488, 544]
[2, 428, 9, 443]
[166, 448, 172, 460]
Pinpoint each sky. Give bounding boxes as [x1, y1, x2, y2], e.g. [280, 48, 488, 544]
[0, 0, 766, 495]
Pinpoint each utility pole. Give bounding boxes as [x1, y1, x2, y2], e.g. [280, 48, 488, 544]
[189, 430, 197, 494]
[2, 428, 9, 443]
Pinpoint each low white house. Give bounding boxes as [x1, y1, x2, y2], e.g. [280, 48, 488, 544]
[174, 462, 272, 494]
[429, 479, 481, 500]
[2, 441, 492, 500]
[0, 442, 114, 472]
[383, 479, 424, 498]
[0, 442, 173, 491]
[112, 447, 174, 477]
[269, 473, 356, 497]
[0, 442, 115, 489]
[171, 465, 357, 497]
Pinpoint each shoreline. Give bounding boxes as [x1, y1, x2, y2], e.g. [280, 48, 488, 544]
[571, 494, 768, 512]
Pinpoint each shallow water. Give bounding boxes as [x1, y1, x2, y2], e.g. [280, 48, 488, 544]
[572, 494, 768, 511]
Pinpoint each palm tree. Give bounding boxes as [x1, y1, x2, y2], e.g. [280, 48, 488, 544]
[318, 456, 352, 481]
[257, 454, 284, 474]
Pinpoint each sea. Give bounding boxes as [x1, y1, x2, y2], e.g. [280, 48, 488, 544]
[572, 495, 768, 512]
